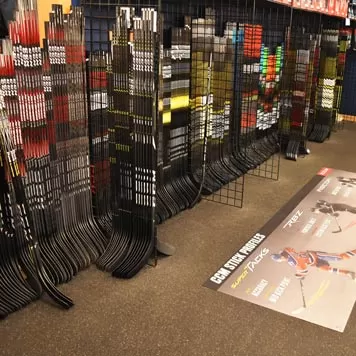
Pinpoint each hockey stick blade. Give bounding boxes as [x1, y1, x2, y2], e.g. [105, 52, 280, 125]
[332, 228, 342, 234]
[291, 306, 306, 315]
[156, 239, 176, 256]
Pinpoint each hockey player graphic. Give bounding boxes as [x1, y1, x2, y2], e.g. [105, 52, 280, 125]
[337, 176, 356, 187]
[311, 199, 356, 217]
[271, 247, 356, 281]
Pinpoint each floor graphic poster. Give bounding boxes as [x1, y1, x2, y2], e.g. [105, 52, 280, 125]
[205, 168, 356, 332]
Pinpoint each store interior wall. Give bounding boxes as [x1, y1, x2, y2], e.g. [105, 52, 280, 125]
[37, 0, 72, 44]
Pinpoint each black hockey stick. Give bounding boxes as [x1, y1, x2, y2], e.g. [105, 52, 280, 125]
[190, 51, 213, 207]
[292, 278, 307, 315]
[330, 205, 342, 234]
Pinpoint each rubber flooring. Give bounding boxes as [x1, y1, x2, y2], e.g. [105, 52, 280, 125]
[1, 122, 356, 356]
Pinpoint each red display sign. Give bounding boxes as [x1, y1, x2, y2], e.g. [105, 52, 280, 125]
[269, 0, 349, 17]
[341, 0, 349, 17]
[329, 0, 335, 15]
[314, 0, 324, 11]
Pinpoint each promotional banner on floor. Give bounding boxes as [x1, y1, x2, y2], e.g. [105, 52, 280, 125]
[205, 168, 356, 332]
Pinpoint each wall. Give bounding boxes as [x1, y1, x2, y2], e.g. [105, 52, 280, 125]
[37, 0, 72, 45]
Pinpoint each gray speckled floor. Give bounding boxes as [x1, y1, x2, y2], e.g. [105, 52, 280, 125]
[1, 123, 356, 356]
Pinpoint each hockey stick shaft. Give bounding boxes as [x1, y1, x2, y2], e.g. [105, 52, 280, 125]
[300, 278, 307, 308]
[330, 205, 342, 231]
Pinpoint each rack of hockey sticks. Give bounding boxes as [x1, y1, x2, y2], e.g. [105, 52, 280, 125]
[278, 10, 321, 160]
[82, 0, 355, 279]
[81, 0, 289, 272]
[155, 13, 201, 221]
[277, 11, 348, 154]
[43, 4, 107, 277]
[0, 0, 76, 314]
[0, 99, 74, 316]
[82, 0, 290, 215]
[83, 1, 116, 236]
[332, 28, 352, 129]
[309, 24, 341, 142]
[332, 27, 352, 123]
[96, 6, 158, 277]
[0, 6, 73, 314]
[0, 0, 109, 316]
[87, 51, 112, 235]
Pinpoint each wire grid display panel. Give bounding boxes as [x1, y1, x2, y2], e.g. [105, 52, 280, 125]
[279, 10, 321, 154]
[234, 2, 287, 179]
[245, 3, 290, 181]
[248, 153, 280, 180]
[188, 0, 291, 207]
[81, 0, 117, 232]
[203, 177, 245, 207]
[183, 0, 249, 208]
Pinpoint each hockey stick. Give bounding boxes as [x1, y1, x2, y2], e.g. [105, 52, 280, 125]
[330, 205, 342, 234]
[291, 278, 307, 315]
[190, 51, 213, 207]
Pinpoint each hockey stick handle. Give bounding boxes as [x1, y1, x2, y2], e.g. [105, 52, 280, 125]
[300, 278, 307, 308]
